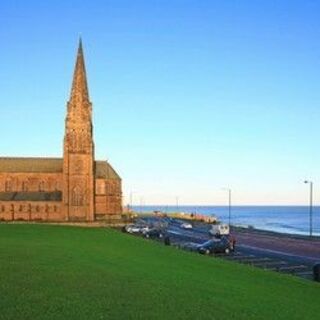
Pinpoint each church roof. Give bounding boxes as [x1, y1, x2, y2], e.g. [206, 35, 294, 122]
[0, 157, 120, 180]
[0, 157, 62, 173]
[95, 160, 121, 180]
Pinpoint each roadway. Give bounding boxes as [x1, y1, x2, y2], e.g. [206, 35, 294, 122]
[136, 216, 320, 281]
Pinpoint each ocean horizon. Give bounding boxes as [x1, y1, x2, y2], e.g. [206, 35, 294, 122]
[132, 205, 320, 237]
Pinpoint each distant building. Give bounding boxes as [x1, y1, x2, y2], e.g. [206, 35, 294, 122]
[0, 40, 122, 221]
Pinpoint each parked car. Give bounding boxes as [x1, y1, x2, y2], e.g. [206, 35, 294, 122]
[197, 236, 234, 254]
[143, 228, 164, 239]
[209, 224, 230, 237]
[180, 222, 193, 229]
[125, 224, 149, 234]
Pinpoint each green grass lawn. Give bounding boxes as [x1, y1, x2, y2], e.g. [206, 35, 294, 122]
[0, 224, 319, 320]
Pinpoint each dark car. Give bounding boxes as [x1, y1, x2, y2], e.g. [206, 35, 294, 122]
[197, 236, 234, 255]
[143, 228, 164, 239]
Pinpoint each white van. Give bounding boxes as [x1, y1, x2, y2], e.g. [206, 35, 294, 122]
[209, 224, 230, 237]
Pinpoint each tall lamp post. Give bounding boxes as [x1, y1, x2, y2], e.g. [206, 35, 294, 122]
[304, 180, 313, 237]
[175, 196, 179, 212]
[222, 188, 232, 227]
[139, 197, 144, 214]
[129, 191, 136, 212]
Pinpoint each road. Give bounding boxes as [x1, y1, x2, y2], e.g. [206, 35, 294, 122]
[136, 216, 320, 281]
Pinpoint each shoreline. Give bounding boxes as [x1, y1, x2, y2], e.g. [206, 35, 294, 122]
[135, 210, 320, 239]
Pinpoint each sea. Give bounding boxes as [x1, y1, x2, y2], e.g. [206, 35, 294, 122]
[132, 205, 320, 237]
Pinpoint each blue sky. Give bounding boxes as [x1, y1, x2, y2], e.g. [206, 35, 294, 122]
[1, 0, 320, 205]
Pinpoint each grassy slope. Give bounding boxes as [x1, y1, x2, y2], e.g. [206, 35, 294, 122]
[0, 224, 319, 320]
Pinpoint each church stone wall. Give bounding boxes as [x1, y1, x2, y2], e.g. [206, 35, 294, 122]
[0, 172, 65, 221]
[0, 173, 63, 192]
[95, 178, 122, 215]
[0, 202, 63, 221]
[0, 174, 122, 221]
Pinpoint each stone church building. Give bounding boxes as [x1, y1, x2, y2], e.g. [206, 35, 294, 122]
[0, 40, 122, 222]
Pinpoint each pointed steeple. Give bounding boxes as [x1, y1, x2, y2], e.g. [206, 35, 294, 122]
[63, 38, 95, 221]
[69, 38, 90, 104]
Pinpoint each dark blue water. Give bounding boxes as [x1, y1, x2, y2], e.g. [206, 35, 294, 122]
[132, 205, 320, 236]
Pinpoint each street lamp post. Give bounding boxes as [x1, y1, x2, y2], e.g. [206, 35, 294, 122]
[139, 197, 144, 214]
[222, 188, 232, 227]
[130, 191, 136, 212]
[304, 180, 313, 237]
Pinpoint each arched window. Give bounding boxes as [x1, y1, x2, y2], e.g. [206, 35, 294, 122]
[97, 181, 105, 195]
[5, 180, 12, 192]
[22, 181, 28, 192]
[105, 182, 109, 194]
[69, 130, 76, 150]
[110, 183, 115, 194]
[39, 181, 45, 192]
[71, 186, 84, 206]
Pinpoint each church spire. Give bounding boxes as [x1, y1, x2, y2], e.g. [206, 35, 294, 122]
[63, 38, 95, 222]
[69, 38, 89, 104]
